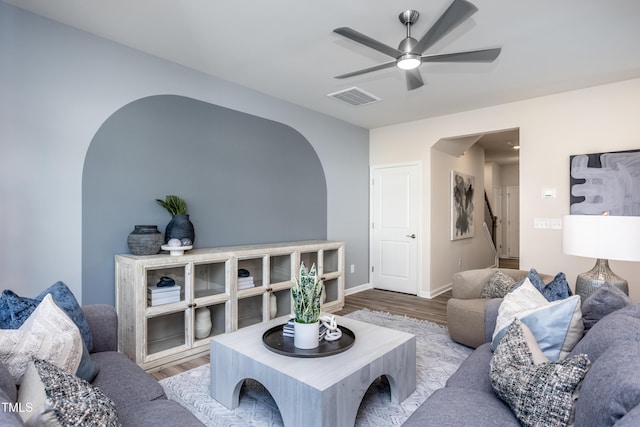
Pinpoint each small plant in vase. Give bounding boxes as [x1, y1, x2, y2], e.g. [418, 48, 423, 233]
[155, 195, 195, 245]
[291, 262, 323, 349]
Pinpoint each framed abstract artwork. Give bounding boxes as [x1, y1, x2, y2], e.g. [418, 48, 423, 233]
[570, 149, 640, 216]
[451, 170, 475, 240]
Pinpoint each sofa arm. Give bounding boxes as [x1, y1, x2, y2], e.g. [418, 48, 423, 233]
[484, 298, 502, 343]
[82, 304, 118, 353]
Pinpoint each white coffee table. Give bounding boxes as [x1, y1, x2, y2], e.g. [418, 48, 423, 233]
[209, 315, 416, 427]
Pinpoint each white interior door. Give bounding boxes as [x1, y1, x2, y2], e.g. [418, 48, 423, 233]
[371, 164, 420, 295]
[506, 186, 520, 258]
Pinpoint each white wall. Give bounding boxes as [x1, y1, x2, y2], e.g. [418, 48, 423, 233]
[0, 3, 370, 302]
[371, 77, 640, 301]
[429, 144, 495, 295]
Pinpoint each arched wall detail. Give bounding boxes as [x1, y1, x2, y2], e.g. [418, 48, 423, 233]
[82, 94, 327, 305]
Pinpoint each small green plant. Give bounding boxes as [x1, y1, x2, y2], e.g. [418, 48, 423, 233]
[291, 262, 323, 324]
[155, 195, 187, 216]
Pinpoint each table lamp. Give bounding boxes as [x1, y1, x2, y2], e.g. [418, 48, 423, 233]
[562, 214, 640, 301]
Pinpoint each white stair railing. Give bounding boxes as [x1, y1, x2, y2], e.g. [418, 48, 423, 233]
[483, 222, 499, 267]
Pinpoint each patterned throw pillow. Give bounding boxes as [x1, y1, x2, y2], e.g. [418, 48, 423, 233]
[0, 281, 93, 352]
[17, 359, 120, 426]
[0, 294, 83, 383]
[490, 319, 590, 427]
[480, 270, 517, 298]
[527, 269, 572, 301]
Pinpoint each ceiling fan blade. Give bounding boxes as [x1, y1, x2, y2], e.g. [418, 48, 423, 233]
[421, 47, 501, 63]
[334, 27, 402, 58]
[335, 60, 397, 79]
[413, 0, 478, 54]
[405, 68, 424, 90]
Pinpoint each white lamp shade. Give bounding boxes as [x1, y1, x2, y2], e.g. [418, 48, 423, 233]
[562, 214, 640, 262]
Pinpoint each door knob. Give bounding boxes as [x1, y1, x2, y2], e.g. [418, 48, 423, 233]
[406, 234, 416, 239]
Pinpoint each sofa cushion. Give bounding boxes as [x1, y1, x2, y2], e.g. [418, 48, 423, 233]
[614, 405, 640, 427]
[0, 294, 83, 383]
[402, 387, 520, 427]
[490, 319, 590, 427]
[480, 270, 517, 298]
[569, 303, 640, 362]
[0, 387, 23, 427]
[90, 351, 166, 411]
[493, 280, 583, 360]
[1, 281, 93, 352]
[117, 399, 205, 427]
[445, 343, 495, 394]
[574, 340, 640, 427]
[17, 359, 119, 426]
[581, 283, 632, 332]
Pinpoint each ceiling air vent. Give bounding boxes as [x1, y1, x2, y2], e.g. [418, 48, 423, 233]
[327, 87, 381, 107]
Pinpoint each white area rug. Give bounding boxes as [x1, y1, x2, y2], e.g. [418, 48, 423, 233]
[160, 309, 472, 426]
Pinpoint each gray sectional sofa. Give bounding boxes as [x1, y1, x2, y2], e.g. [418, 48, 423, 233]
[0, 304, 204, 426]
[404, 293, 640, 426]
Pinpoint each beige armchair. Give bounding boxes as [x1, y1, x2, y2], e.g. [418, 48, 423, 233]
[446, 268, 551, 348]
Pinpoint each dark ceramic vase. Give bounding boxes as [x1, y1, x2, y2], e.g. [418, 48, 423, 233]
[165, 214, 195, 244]
[127, 225, 163, 255]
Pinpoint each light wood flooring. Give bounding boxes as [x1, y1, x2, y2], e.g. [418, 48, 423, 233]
[150, 258, 518, 381]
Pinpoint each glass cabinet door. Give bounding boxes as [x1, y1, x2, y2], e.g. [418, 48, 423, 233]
[145, 265, 185, 309]
[146, 310, 187, 357]
[192, 302, 227, 347]
[193, 260, 228, 299]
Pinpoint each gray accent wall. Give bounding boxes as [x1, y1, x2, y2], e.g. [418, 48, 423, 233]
[83, 95, 327, 305]
[1, 2, 369, 304]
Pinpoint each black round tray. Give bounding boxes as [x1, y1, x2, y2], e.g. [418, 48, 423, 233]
[262, 324, 356, 358]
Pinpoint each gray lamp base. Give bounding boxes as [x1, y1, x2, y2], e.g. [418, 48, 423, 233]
[575, 258, 629, 302]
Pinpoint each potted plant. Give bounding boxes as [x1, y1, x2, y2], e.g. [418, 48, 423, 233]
[291, 262, 323, 349]
[155, 195, 195, 244]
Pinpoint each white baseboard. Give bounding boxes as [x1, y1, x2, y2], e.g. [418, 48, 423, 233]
[344, 283, 372, 296]
[418, 282, 452, 299]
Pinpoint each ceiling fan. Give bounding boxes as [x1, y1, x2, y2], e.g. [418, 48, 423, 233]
[333, 0, 501, 91]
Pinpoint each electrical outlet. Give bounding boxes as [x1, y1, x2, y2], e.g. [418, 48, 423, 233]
[350, 264, 355, 274]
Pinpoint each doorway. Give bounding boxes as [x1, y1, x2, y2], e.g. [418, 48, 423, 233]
[370, 163, 420, 295]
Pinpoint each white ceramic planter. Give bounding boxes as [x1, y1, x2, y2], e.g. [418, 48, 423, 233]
[294, 321, 320, 349]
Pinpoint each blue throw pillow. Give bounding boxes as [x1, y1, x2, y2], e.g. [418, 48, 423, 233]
[0, 282, 93, 352]
[527, 268, 572, 301]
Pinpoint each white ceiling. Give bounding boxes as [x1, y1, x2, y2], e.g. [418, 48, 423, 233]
[5, 0, 640, 131]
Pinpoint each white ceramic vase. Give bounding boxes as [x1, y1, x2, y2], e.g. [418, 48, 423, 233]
[294, 321, 320, 349]
[194, 307, 212, 339]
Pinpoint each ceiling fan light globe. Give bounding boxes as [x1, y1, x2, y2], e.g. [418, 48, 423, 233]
[396, 54, 421, 70]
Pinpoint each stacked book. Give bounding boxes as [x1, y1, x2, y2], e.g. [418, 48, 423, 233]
[237, 276, 255, 290]
[147, 284, 181, 306]
[282, 319, 327, 340]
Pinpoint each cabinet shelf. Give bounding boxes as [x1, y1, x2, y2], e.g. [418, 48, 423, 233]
[116, 240, 344, 371]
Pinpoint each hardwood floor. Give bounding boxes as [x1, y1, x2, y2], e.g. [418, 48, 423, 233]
[150, 289, 452, 380]
[336, 289, 451, 325]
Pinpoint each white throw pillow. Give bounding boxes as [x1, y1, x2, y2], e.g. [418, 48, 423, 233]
[0, 294, 83, 383]
[492, 278, 548, 343]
